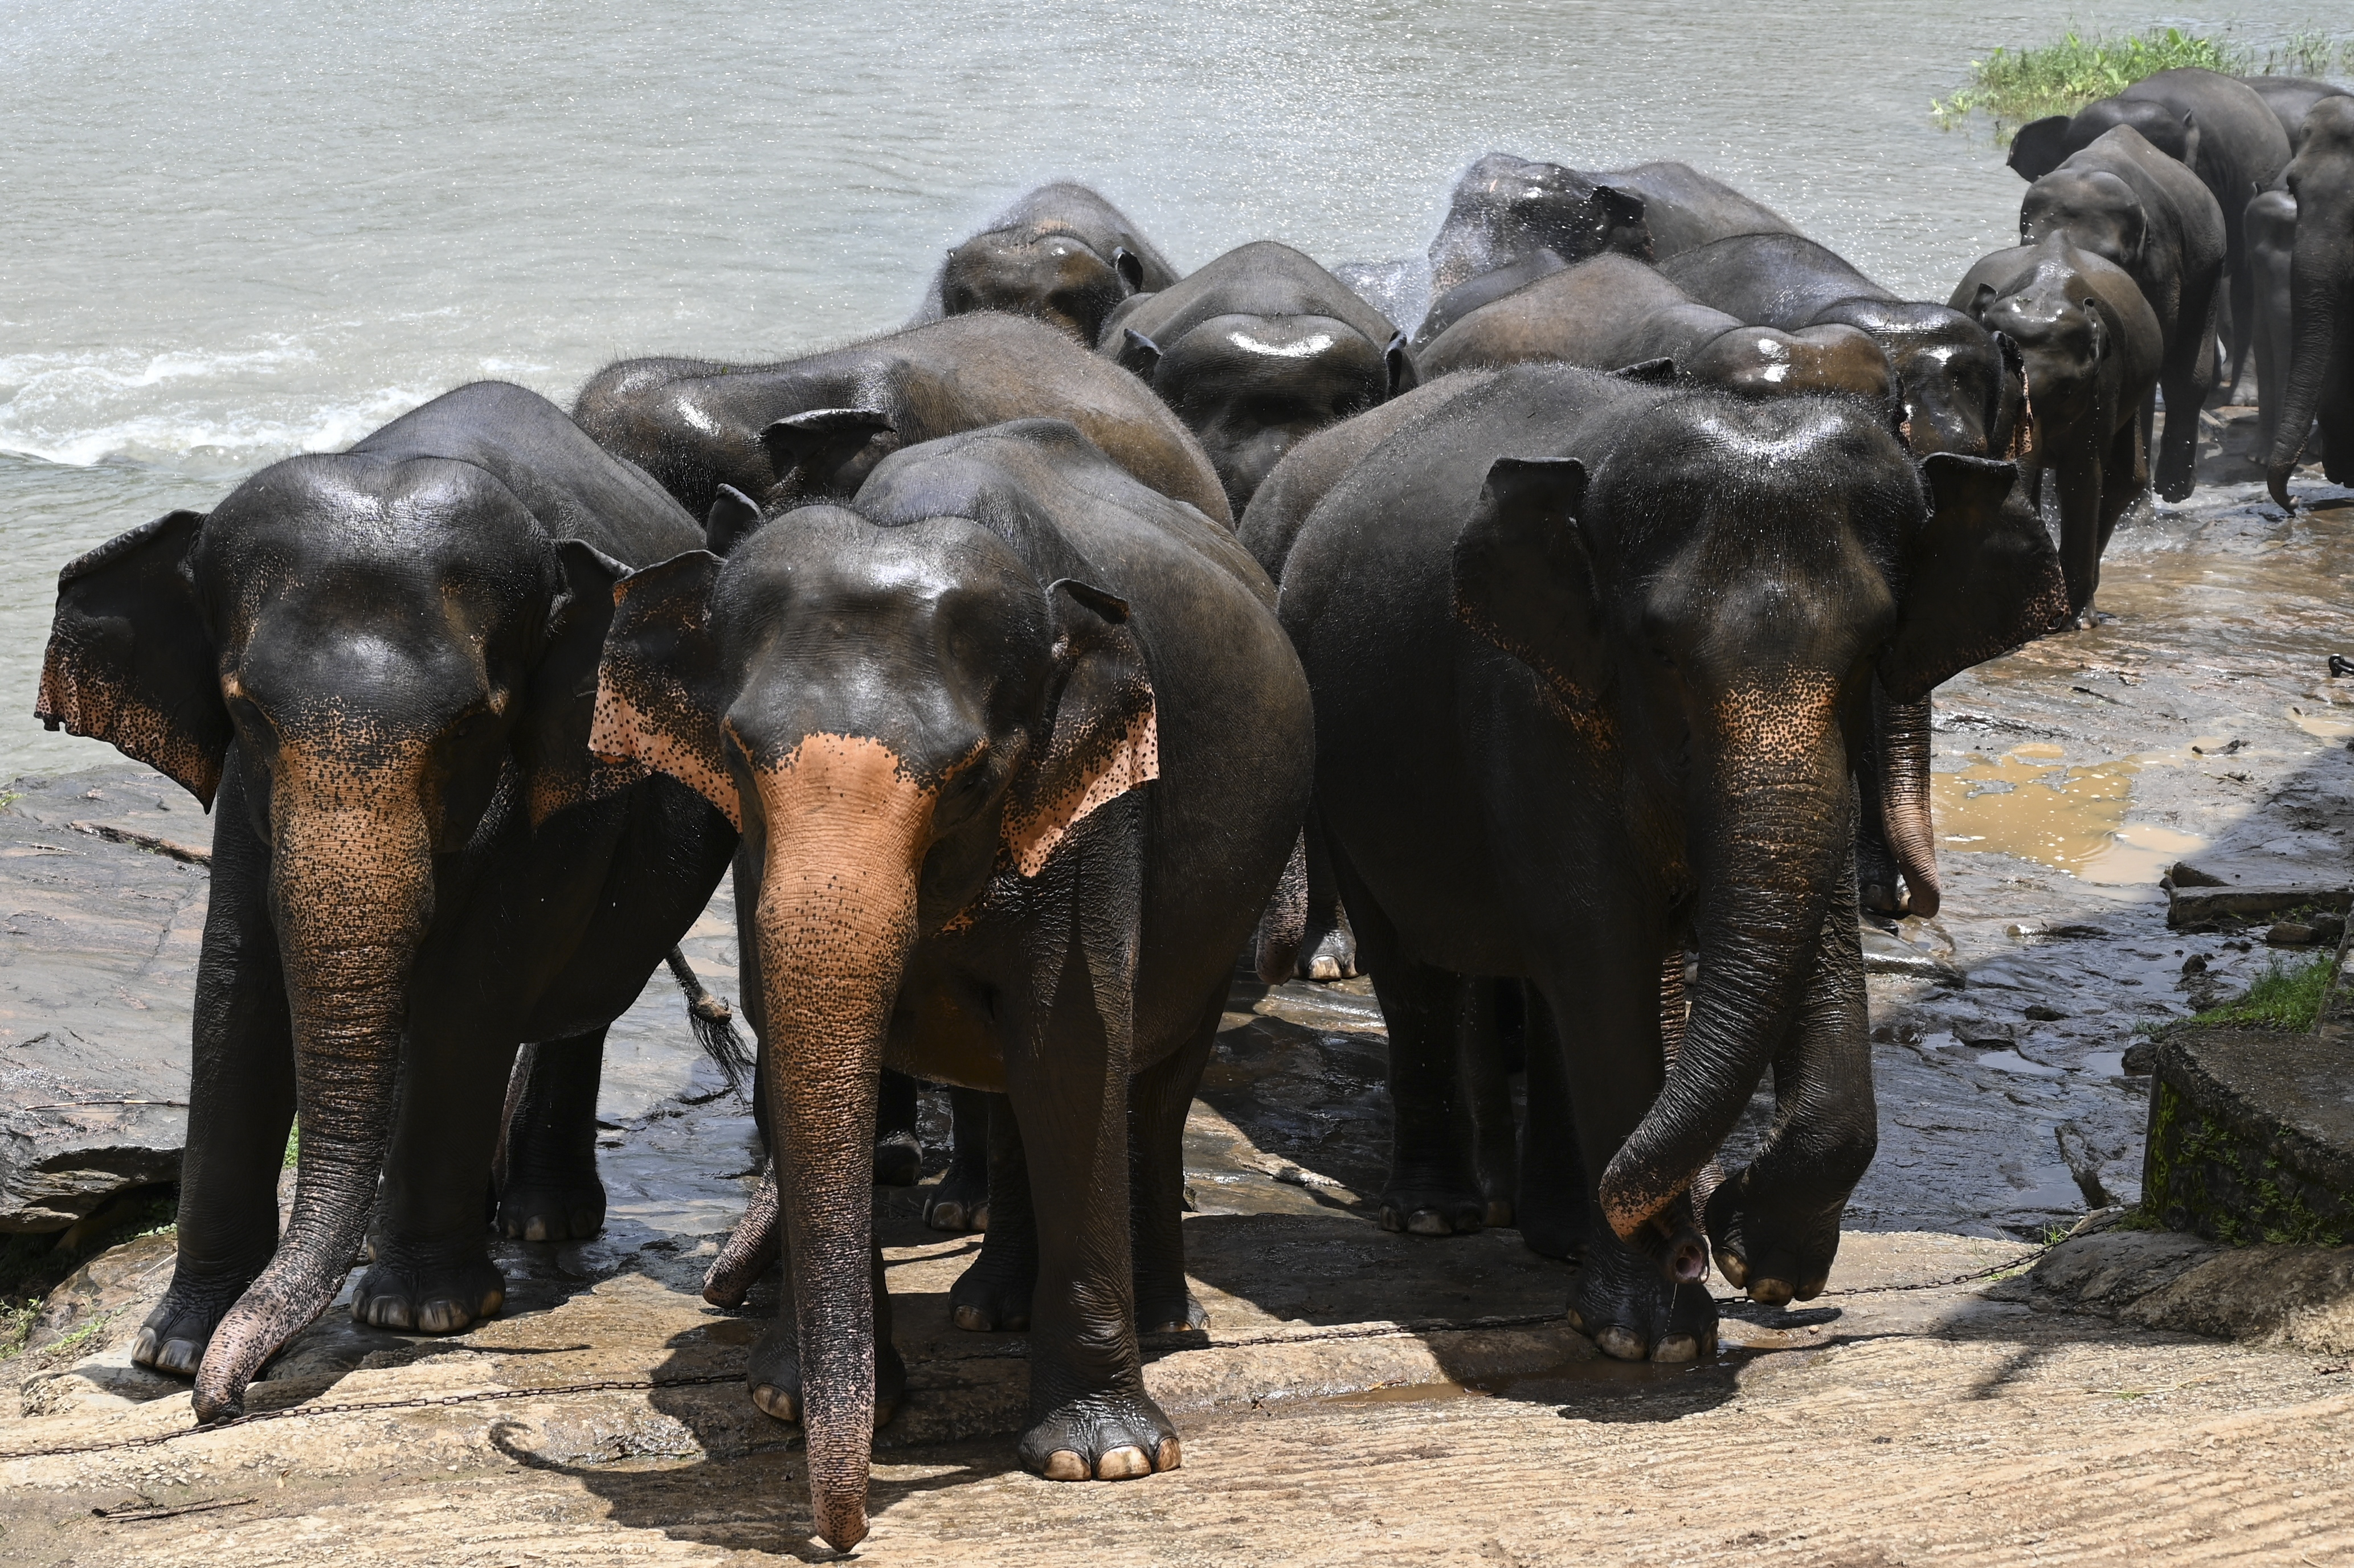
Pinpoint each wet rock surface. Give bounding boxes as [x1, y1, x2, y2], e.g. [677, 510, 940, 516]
[2, 451, 2352, 1558]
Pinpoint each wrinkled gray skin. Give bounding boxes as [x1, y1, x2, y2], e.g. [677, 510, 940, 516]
[33, 383, 738, 1422]
[1413, 249, 1569, 350]
[591, 419, 1311, 1548]
[2267, 97, 2354, 509]
[1102, 240, 1417, 515]
[1954, 236, 2165, 620]
[908, 182, 1181, 346]
[2248, 189, 2301, 455]
[1591, 160, 1799, 259]
[2009, 68, 2292, 397]
[2240, 75, 2351, 151]
[2020, 126, 2228, 502]
[1330, 152, 1651, 337]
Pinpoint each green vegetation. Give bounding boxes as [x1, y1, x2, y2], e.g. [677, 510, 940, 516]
[0, 1188, 178, 1362]
[2182, 951, 2336, 1034]
[1933, 27, 2354, 143]
[285, 1123, 300, 1169]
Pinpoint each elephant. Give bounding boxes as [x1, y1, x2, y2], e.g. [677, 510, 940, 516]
[2240, 75, 2350, 150]
[909, 182, 1182, 346]
[571, 312, 1232, 528]
[1417, 252, 1897, 410]
[2009, 67, 2291, 395]
[32, 382, 740, 1420]
[1589, 159, 1800, 259]
[2268, 97, 2354, 509]
[1101, 240, 1417, 514]
[2247, 188, 2300, 456]
[1655, 233, 2025, 464]
[1954, 236, 2165, 620]
[1330, 152, 1652, 337]
[588, 418, 1313, 1548]
[1413, 248, 1569, 349]
[1247, 362, 2063, 1358]
[2020, 125, 2228, 502]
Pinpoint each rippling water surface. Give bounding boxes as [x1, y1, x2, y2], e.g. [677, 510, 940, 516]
[1, 0, 2336, 773]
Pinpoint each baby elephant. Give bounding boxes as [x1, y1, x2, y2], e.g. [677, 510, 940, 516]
[1104, 240, 1416, 514]
[1954, 235, 2164, 621]
[1418, 253, 1895, 409]
[910, 181, 1182, 345]
[590, 420, 1312, 1549]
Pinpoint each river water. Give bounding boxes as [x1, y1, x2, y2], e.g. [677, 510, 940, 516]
[0, 1, 2342, 775]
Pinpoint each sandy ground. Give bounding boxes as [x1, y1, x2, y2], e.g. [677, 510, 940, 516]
[1, 427, 2351, 1562]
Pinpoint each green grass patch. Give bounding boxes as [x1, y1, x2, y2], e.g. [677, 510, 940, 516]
[2181, 951, 2337, 1034]
[1932, 27, 2354, 143]
[284, 1123, 300, 1169]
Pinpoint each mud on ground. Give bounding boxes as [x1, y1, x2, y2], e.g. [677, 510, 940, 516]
[0, 435, 2351, 1561]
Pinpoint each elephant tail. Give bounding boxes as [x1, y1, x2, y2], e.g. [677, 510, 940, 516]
[667, 947, 754, 1098]
[1252, 830, 1310, 985]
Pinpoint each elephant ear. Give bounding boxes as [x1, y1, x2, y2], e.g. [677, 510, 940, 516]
[520, 540, 648, 828]
[35, 509, 229, 808]
[588, 550, 739, 828]
[1450, 456, 1603, 705]
[1000, 579, 1158, 878]
[1879, 453, 2067, 701]
[2008, 116, 2076, 181]
[1384, 331, 1419, 399]
[759, 408, 895, 497]
[1112, 246, 1146, 293]
[1611, 358, 1678, 384]
[1116, 327, 1164, 382]
[703, 484, 767, 558]
[1594, 183, 1653, 260]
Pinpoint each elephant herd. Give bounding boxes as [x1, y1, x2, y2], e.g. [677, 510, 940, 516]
[30, 68, 2353, 1550]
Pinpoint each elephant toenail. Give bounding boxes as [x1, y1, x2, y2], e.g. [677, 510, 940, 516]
[1596, 1326, 1647, 1361]
[1750, 1278, 1795, 1307]
[952, 1305, 993, 1332]
[1484, 1199, 1515, 1228]
[1156, 1436, 1182, 1471]
[1097, 1446, 1151, 1480]
[1405, 1209, 1458, 1237]
[968, 1203, 988, 1231]
[1041, 1450, 1088, 1481]
[1716, 1250, 1748, 1287]
[418, 1300, 465, 1334]
[1379, 1206, 1406, 1233]
[750, 1382, 799, 1423]
[1564, 1308, 1587, 1334]
[929, 1202, 964, 1231]
[1652, 1333, 1699, 1364]
[524, 1217, 553, 1243]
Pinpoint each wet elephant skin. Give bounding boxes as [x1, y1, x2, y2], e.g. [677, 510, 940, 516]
[1101, 240, 1416, 515]
[590, 419, 1311, 1549]
[571, 312, 1231, 529]
[2267, 97, 2354, 508]
[908, 181, 1182, 346]
[1954, 236, 2164, 619]
[1249, 366, 2063, 1365]
[1591, 159, 1800, 260]
[32, 381, 739, 1422]
[2018, 126, 2227, 503]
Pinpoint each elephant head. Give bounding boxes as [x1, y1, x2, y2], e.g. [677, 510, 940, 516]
[2268, 96, 2354, 508]
[589, 489, 1157, 1549]
[2021, 168, 2148, 275]
[1450, 396, 2063, 1247]
[1679, 323, 1896, 407]
[1429, 152, 1653, 294]
[2010, 98, 2196, 182]
[939, 226, 1150, 344]
[34, 458, 630, 1415]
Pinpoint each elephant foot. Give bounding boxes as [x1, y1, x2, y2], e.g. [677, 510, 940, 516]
[1019, 1387, 1181, 1482]
[1564, 1221, 1718, 1364]
[747, 1321, 906, 1428]
[1703, 1168, 1844, 1306]
[923, 1168, 990, 1233]
[351, 1250, 506, 1334]
[1378, 1166, 1486, 1237]
[129, 1263, 265, 1378]
[1512, 1185, 1591, 1262]
[496, 1171, 607, 1243]
[1136, 1284, 1208, 1336]
[873, 1130, 922, 1188]
[1299, 924, 1359, 982]
[949, 1242, 1036, 1332]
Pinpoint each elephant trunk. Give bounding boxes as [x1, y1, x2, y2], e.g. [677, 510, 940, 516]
[2267, 219, 2343, 509]
[752, 736, 936, 1553]
[193, 752, 434, 1420]
[1873, 690, 1940, 919]
[1599, 672, 1846, 1245]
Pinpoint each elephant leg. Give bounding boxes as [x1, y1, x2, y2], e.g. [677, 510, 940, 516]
[1129, 993, 1220, 1334]
[2053, 444, 2106, 620]
[134, 750, 297, 1379]
[1705, 822, 1874, 1305]
[2097, 419, 2142, 554]
[947, 1092, 1036, 1330]
[1513, 987, 1591, 1259]
[2225, 261, 2254, 406]
[496, 1028, 608, 1242]
[2157, 282, 2220, 501]
[873, 1068, 921, 1187]
[1456, 977, 1518, 1229]
[1543, 935, 1714, 1364]
[1296, 809, 1358, 981]
[749, 1230, 905, 1429]
[350, 992, 519, 1336]
[924, 1087, 995, 1233]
